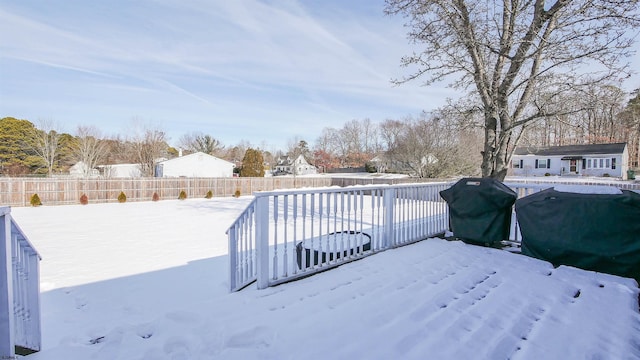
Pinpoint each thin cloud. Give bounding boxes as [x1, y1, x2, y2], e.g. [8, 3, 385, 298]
[0, 1, 454, 148]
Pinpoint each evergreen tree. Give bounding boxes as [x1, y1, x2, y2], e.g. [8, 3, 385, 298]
[240, 148, 265, 177]
[0, 117, 42, 175]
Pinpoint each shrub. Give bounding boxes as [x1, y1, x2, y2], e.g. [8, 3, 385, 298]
[30, 193, 42, 207]
[603, 173, 610, 177]
[234, 189, 241, 198]
[544, 172, 551, 177]
[205, 190, 213, 199]
[80, 194, 89, 205]
[118, 191, 127, 203]
[178, 190, 187, 200]
[152, 192, 160, 202]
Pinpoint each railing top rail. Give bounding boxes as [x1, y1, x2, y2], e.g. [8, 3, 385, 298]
[1, 206, 42, 259]
[225, 197, 258, 235]
[252, 181, 451, 197]
[503, 182, 553, 190]
[11, 221, 41, 259]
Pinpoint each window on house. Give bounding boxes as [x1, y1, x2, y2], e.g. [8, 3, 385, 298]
[512, 159, 523, 168]
[587, 159, 592, 168]
[535, 159, 549, 169]
[605, 159, 610, 168]
[612, 158, 616, 170]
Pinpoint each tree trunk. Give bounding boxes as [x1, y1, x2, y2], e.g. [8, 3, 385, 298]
[481, 110, 511, 181]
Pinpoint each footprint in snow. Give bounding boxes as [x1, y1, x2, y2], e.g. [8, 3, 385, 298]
[75, 295, 88, 310]
[135, 322, 156, 339]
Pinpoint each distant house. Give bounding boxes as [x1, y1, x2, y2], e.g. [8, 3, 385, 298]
[155, 152, 235, 178]
[97, 164, 143, 178]
[510, 143, 629, 179]
[274, 155, 317, 176]
[69, 161, 100, 178]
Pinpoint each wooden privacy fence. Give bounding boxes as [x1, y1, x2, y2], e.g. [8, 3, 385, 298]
[0, 177, 333, 207]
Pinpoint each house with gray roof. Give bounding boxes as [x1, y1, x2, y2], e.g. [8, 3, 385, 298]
[510, 143, 629, 179]
[273, 155, 317, 176]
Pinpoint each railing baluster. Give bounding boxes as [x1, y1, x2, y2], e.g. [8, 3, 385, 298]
[340, 192, 345, 259]
[272, 196, 278, 281]
[347, 191, 353, 259]
[310, 194, 316, 268]
[333, 192, 338, 264]
[324, 193, 336, 264]
[302, 195, 307, 270]
[317, 193, 323, 267]
[283, 195, 288, 277]
[293, 194, 298, 274]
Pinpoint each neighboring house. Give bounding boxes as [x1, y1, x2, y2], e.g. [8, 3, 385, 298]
[69, 161, 100, 178]
[155, 152, 235, 178]
[511, 143, 629, 179]
[274, 155, 317, 176]
[97, 164, 143, 178]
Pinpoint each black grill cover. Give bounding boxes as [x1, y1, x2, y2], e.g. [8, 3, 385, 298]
[516, 188, 640, 281]
[440, 178, 517, 245]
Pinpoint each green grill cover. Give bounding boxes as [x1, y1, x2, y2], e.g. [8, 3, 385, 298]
[516, 188, 640, 281]
[440, 178, 517, 245]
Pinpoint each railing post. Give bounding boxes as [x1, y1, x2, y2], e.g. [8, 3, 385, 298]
[228, 225, 238, 291]
[255, 196, 270, 290]
[383, 188, 396, 249]
[0, 208, 15, 359]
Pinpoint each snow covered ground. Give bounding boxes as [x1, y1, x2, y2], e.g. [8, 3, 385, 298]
[10, 197, 640, 360]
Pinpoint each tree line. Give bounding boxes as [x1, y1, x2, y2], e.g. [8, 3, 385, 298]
[2, 84, 638, 180]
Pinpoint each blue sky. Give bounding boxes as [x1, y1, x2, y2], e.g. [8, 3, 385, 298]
[1, 1, 639, 151]
[0, 0, 455, 150]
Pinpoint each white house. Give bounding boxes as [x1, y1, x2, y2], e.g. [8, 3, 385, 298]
[273, 155, 317, 176]
[97, 164, 143, 178]
[69, 161, 100, 178]
[511, 143, 629, 179]
[155, 152, 235, 178]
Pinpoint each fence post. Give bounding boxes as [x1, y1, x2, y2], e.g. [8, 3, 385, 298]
[0, 208, 15, 359]
[383, 188, 396, 249]
[255, 196, 270, 290]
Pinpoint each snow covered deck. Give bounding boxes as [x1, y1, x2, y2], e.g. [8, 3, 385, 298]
[9, 198, 640, 359]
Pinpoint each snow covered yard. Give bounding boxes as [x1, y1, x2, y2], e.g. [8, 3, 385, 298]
[10, 198, 640, 360]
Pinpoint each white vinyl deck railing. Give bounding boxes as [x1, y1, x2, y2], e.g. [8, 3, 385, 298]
[1, 207, 41, 358]
[227, 183, 452, 291]
[227, 180, 633, 292]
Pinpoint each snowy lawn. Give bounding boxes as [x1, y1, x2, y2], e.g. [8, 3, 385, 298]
[11, 198, 640, 360]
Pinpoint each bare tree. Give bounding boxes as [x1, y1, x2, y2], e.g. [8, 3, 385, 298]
[130, 127, 168, 177]
[386, 0, 640, 180]
[179, 132, 224, 156]
[618, 90, 640, 168]
[30, 119, 62, 176]
[383, 114, 478, 178]
[72, 126, 107, 177]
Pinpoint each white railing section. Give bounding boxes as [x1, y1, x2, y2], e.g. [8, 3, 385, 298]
[227, 183, 450, 291]
[504, 183, 551, 243]
[227, 198, 258, 292]
[227, 180, 632, 291]
[1, 207, 41, 358]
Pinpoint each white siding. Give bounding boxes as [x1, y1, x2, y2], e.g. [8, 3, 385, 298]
[156, 152, 234, 178]
[512, 152, 627, 179]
